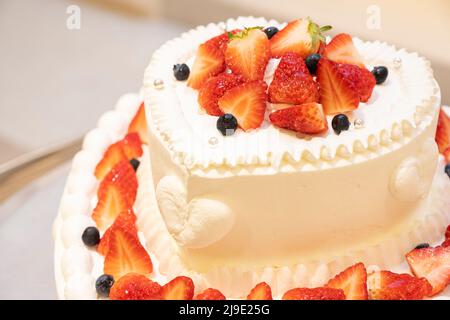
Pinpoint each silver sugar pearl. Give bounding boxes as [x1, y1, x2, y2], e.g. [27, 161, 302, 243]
[393, 57, 402, 69]
[153, 78, 165, 89]
[225, 69, 232, 74]
[208, 136, 219, 147]
[354, 118, 365, 129]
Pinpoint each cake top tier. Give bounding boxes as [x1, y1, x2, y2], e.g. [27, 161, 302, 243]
[144, 17, 439, 172]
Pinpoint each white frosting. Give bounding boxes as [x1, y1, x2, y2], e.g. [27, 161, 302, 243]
[82, 128, 112, 161]
[390, 138, 438, 201]
[61, 215, 92, 248]
[114, 93, 142, 123]
[59, 194, 91, 219]
[64, 274, 96, 300]
[61, 246, 93, 279]
[66, 172, 97, 196]
[155, 176, 235, 248]
[144, 16, 439, 171]
[97, 111, 128, 142]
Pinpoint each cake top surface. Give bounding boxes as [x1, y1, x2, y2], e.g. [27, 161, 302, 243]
[144, 17, 439, 172]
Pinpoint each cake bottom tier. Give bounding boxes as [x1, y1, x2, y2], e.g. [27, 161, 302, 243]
[135, 147, 450, 298]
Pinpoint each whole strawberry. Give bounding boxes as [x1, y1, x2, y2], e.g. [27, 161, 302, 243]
[268, 52, 320, 105]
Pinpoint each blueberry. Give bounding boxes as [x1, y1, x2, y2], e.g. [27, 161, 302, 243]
[305, 54, 321, 75]
[445, 164, 450, 178]
[372, 66, 389, 85]
[415, 243, 430, 250]
[130, 158, 140, 172]
[331, 114, 350, 135]
[263, 27, 279, 39]
[173, 63, 190, 81]
[96, 274, 114, 297]
[81, 226, 100, 247]
[217, 114, 238, 136]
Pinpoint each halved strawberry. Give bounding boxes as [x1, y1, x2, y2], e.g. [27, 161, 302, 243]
[187, 43, 226, 90]
[317, 59, 360, 115]
[127, 103, 148, 144]
[282, 287, 345, 300]
[160, 276, 195, 300]
[337, 63, 376, 102]
[198, 73, 244, 116]
[205, 29, 241, 54]
[218, 81, 267, 131]
[326, 262, 368, 300]
[444, 147, 450, 163]
[225, 28, 270, 82]
[104, 227, 153, 280]
[406, 245, 450, 296]
[94, 143, 128, 181]
[246, 282, 273, 300]
[322, 33, 365, 68]
[92, 161, 137, 231]
[367, 270, 432, 300]
[268, 52, 319, 105]
[195, 288, 226, 300]
[270, 18, 331, 58]
[120, 132, 143, 160]
[109, 273, 161, 300]
[269, 102, 328, 134]
[94, 134, 143, 181]
[98, 209, 137, 256]
[436, 108, 450, 153]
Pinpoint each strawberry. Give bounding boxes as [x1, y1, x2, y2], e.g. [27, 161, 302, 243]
[337, 63, 376, 102]
[282, 287, 345, 300]
[268, 52, 320, 105]
[195, 288, 226, 300]
[317, 59, 360, 115]
[406, 245, 450, 296]
[246, 282, 273, 300]
[326, 262, 368, 300]
[367, 270, 432, 300]
[205, 29, 241, 54]
[120, 132, 143, 160]
[103, 226, 153, 280]
[109, 273, 161, 300]
[218, 81, 267, 131]
[225, 28, 270, 82]
[94, 133, 143, 181]
[198, 73, 244, 116]
[446, 225, 450, 240]
[322, 33, 365, 68]
[92, 161, 137, 231]
[98, 209, 137, 256]
[270, 18, 332, 58]
[269, 103, 328, 134]
[127, 102, 148, 144]
[94, 143, 128, 181]
[444, 147, 450, 163]
[436, 108, 450, 153]
[160, 276, 195, 300]
[187, 43, 226, 90]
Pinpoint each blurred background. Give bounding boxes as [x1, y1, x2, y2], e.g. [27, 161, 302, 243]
[0, 0, 448, 299]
